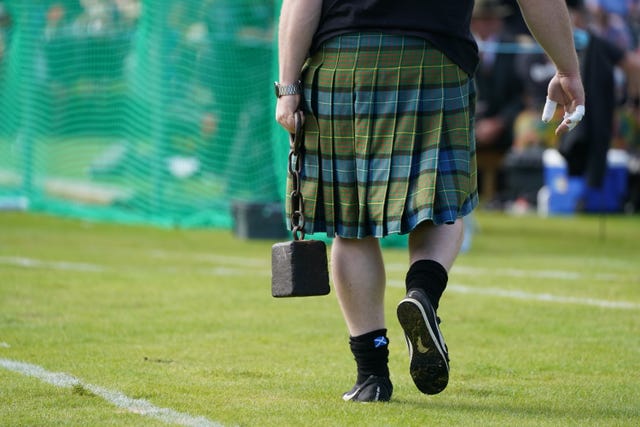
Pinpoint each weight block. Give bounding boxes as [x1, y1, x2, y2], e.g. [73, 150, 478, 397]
[271, 240, 330, 297]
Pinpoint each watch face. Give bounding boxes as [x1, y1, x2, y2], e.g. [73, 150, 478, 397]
[274, 82, 280, 98]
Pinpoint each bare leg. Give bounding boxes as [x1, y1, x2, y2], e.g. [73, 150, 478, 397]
[331, 236, 386, 336]
[408, 219, 464, 271]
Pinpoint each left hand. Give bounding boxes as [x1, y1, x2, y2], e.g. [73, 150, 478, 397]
[275, 94, 302, 134]
[542, 71, 586, 135]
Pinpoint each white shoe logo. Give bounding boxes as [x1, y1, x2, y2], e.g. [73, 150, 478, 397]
[343, 388, 359, 401]
[416, 336, 430, 354]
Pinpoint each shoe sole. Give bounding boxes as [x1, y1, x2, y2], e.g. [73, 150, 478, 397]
[397, 295, 449, 395]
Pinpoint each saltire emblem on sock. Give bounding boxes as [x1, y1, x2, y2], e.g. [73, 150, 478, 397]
[373, 336, 388, 348]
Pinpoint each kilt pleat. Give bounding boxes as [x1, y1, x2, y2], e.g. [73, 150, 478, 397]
[288, 33, 478, 238]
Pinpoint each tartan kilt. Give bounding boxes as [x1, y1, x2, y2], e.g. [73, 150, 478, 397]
[288, 33, 478, 239]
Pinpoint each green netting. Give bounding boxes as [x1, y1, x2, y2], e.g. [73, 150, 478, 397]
[0, 0, 288, 227]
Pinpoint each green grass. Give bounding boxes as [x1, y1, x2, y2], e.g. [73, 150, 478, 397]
[0, 211, 639, 426]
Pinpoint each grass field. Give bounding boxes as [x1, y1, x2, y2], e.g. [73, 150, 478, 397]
[1, 211, 639, 426]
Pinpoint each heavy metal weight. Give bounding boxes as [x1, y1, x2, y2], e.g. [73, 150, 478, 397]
[271, 111, 330, 297]
[271, 240, 329, 297]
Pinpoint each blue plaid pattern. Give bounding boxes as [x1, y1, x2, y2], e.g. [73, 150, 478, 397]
[287, 33, 478, 238]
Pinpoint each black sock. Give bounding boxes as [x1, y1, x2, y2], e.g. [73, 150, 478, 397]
[349, 329, 389, 384]
[405, 259, 448, 310]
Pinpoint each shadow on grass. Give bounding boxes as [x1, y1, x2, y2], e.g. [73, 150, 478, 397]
[390, 395, 638, 423]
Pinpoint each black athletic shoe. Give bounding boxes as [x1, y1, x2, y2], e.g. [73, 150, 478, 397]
[342, 375, 393, 402]
[397, 288, 449, 395]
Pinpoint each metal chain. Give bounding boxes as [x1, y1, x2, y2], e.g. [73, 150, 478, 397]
[288, 111, 305, 240]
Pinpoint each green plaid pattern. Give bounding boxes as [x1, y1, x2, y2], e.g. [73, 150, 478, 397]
[288, 33, 478, 238]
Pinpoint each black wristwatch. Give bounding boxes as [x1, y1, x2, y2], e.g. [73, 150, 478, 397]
[274, 81, 303, 98]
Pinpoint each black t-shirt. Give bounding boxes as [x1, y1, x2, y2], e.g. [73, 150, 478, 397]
[311, 0, 478, 75]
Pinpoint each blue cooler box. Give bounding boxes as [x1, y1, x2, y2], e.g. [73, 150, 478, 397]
[583, 150, 629, 212]
[542, 149, 629, 214]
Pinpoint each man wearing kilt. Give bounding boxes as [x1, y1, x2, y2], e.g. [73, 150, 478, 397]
[275, 0, 585, 402]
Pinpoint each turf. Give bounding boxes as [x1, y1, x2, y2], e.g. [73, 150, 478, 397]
[0, 211, 638, 426]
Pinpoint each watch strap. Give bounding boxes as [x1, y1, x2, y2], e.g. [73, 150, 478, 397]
[274, 81, 303, 98]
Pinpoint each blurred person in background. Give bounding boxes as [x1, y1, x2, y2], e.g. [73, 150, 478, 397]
[560, 0, 640, 190]
[471, 0, 526, 207]
[504, 0, 640, 211]
[501, 0, 531, 36]
[590, 0, 636, 50]
[276, 0, 584, 402]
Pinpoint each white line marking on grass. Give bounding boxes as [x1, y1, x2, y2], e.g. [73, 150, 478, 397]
[388, 280, 640, 310]
[449, 284, 640, 310]
[453, 265, 619, 281]
[387, 262, 619, 281]
[0, 256, 104, 272]
[0, 358, 225, 427]
[0, 255, 268, 278]
[5, 254, 637, 310]
[149, 250, 270, 268]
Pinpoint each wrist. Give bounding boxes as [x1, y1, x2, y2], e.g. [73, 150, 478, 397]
[274, 80, 303, 98]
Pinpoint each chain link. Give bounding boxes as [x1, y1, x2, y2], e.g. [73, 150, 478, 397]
[289, 111, 305, 240]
